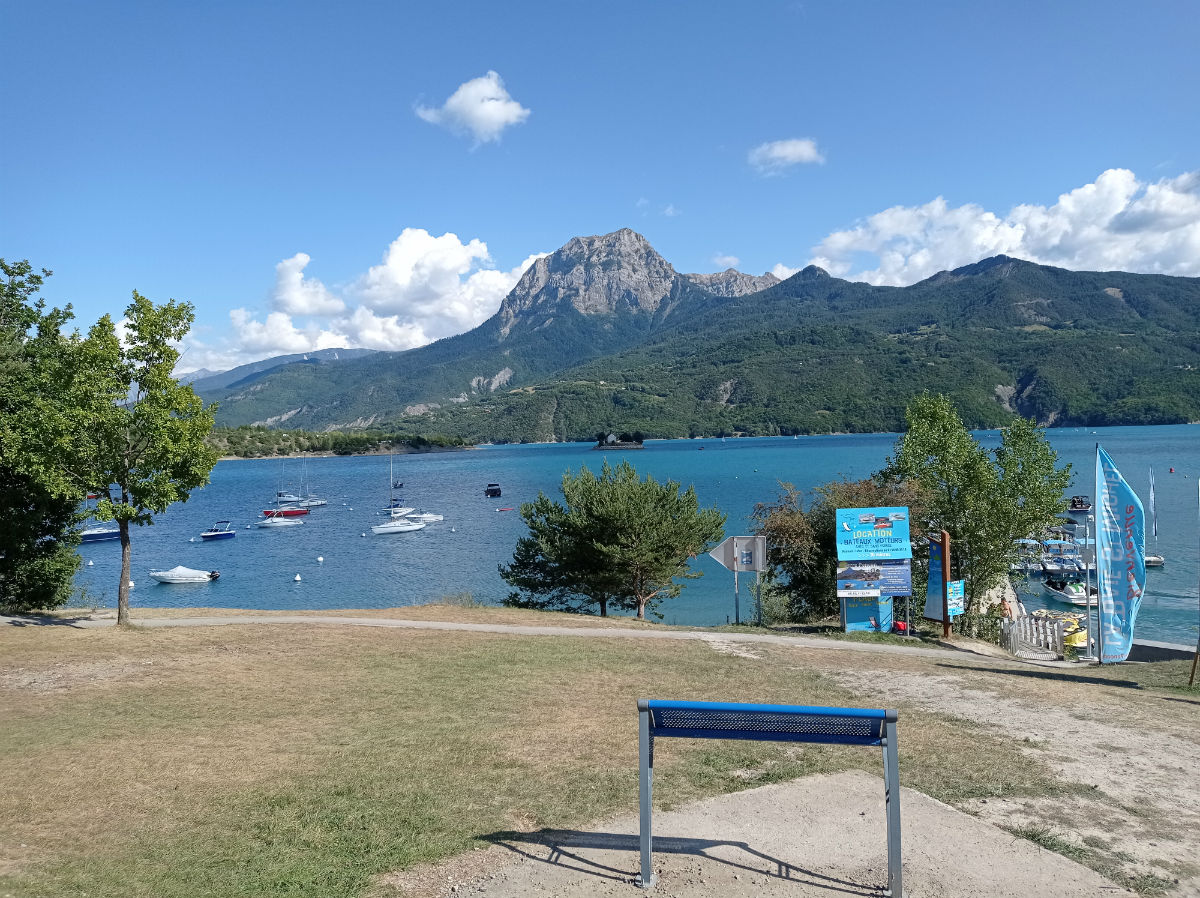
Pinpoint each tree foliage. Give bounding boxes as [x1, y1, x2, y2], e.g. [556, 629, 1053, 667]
[500, 460, 725, 619]
[883, 393, 1070, 610]
[19, 290, 218, 624]
[753, 477, 930, 622]
[0, 260, 81, 612]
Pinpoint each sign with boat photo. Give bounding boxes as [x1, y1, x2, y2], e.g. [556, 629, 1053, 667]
[835, 507, 913, 561]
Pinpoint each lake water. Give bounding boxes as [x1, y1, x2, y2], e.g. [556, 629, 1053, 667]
[75, 425, 1200, 645]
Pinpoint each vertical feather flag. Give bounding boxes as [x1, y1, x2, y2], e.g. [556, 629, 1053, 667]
[1095, 446, 1146, 663]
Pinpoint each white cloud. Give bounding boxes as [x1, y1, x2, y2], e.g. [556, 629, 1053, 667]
[663, 204, 681, 217]
[748, 138, 825, 175]
[178, 231, 547, 373]
[807, 168, 1200, 286]
[415, 71, 530, 144]
[771, 263, 800, 280]
[272, 253, 345, 315]
[712, 253, 740, 268]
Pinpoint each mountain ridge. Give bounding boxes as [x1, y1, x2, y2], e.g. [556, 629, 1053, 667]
[200, 229, 1200, 438]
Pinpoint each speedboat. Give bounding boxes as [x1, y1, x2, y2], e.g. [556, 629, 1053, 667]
[274, 491, 302, 503]
[405, 511, 443, 523]
[256, 517, 303, 528]
[80, 525, 120, 543]
[149, 566, 220, 584]
[1040, 539, 1083, 574]
[1043, 576, 1095, 606]
[296, 495, 327, 507]
[371, 518, 427, 535]
[1067, 495, 1093, 514]
[382, 502, 415, 515]
[263, 506, 309, 517]
[1145, 553, 1165, 567]
[484, 483, 502, 498]
[199, 520, 236, 540]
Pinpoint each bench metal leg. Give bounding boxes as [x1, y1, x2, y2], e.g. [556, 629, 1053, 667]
[638, 706, 655, 888]
[882, 716, 902, 897]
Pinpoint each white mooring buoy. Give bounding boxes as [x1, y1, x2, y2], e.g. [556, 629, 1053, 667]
[294, 574, 302, 582]
[87, 560, 94, 566]
[317, 556, 324, 563]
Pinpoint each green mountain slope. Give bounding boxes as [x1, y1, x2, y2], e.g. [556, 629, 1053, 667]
[206, 234, 1200, 439]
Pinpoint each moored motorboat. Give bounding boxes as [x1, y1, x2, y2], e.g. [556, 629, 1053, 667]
[256, 516, 303, 528]
[1067, 495, 1092, 514]
[371, 518, 427, 535]
[80, 525, 120, 543]
[1145, 553, 1165, 568]
[263, 506, 309, 517]
[1043, 576, 1095, 606]
[149, 566, 220, 584]
[199, 520, 236, 540]
[405, 511, 444, 523]
[484, 483, 502, 498]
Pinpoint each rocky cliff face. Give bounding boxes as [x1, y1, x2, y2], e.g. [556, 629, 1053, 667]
[681, 268, 779, 297]
[495, 228, 680, 337]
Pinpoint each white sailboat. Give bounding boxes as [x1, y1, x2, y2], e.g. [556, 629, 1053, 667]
[372, 450, 426, 535]
[1146, 466, 1165, 567]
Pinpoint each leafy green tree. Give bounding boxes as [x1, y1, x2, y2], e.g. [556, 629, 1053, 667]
[883, 393, 1070, 610]
[753, 477, 929, 621]
[22, 291, 218, 625]
[501, 460, 725, 619]
[0, 260, 81, 612]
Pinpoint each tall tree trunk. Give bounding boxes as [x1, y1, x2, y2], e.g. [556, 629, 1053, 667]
[636, 597, 646, 620]
[599, 597, 608, 617]
[117, 519, 131, 626]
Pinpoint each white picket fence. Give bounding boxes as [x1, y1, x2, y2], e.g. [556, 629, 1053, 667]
[1001, 616, 1064, 660]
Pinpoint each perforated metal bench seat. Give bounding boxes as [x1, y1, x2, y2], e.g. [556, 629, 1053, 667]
[637, 699, 903, 896]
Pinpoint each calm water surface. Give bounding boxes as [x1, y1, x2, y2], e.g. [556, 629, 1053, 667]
[76, 425, 1200, 644]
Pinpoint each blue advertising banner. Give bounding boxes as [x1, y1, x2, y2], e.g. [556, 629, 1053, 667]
[946, 580, 965, 617]
[923, 537, 945, 621]
[835, 507, 913, 560]
[1096, 447, 1146, 663]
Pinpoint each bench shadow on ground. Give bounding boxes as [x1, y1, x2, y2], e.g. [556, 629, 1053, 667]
[481, 829, 876, 896]
[3, 613, 93, 628]
[935, 662, 1143, 689]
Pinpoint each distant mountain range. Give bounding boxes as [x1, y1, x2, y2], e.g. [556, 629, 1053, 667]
[200, 229, 1200, 440]
[184, 348, 376, 395]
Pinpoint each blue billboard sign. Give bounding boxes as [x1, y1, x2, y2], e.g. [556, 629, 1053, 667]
[879, 559, 912, 596]
[835, 507, 913, 561]
[946, 580, 965, 617]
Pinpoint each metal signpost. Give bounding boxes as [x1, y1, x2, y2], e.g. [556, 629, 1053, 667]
[708, 535, 767, 625]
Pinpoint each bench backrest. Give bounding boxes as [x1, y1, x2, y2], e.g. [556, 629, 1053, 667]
[640, 699, 893, 747]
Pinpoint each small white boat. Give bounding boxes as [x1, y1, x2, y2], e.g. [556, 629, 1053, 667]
[371, 518, 427, 535]
[1043, 577, 1095, 606]
[256, 517, 303, 528]
[297, 496, 327, 507]
[1145, 553, 1165, 568]
[405, 511, 444, 523]
[149, 566, 220, 584]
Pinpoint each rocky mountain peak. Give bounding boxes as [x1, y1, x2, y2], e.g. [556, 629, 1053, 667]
[496, 228, 679, 337]
[681, 268, 780, 298]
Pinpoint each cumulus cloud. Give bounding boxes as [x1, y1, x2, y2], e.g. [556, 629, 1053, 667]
[415, 71, 530, 144]
[663, 204, 681, 217]
[771, 263, 800, 280]
[748, 138, 825, 175]
[807, 168, 1200, 286]
[272, 253, 346, 315]
[177, 231, 547, 373]
[712, 253, 740, 268]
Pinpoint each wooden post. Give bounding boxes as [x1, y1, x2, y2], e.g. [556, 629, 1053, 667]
[941, 530, 951, 639]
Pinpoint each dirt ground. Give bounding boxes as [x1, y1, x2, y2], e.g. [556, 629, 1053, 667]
[382, 772, 1126, 898]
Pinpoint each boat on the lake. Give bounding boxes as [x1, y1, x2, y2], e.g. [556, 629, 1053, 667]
[80, 525, 120, 543]
[484, 483, 502, 498]
[405, 511, 443, 523]
[149, 566, 220, 584]
[371, 517, 427, 535]
[1043, 576, 1095, 606]
[1067, 495, 1092, 514]
[1040, 539, 1084, 574]
[199, 520, 236, 540]
[256, 516, 303, 528]
[263, 506, 309, 517]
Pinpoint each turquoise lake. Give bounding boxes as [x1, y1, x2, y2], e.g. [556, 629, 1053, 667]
[76, 425, 1200, 645]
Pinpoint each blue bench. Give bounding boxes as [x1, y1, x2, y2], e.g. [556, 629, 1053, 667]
[638, 699, 902, 896]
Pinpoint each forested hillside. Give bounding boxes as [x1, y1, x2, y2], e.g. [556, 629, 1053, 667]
[203, 232, 1200, 440]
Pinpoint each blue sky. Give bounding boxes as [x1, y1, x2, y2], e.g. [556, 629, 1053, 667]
[3, 0, 1198, 372]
